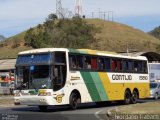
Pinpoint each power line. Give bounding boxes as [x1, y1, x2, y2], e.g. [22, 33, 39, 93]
[91, 10, 114, 21]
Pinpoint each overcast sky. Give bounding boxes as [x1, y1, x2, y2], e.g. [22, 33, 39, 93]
[0, 0, 160, 37]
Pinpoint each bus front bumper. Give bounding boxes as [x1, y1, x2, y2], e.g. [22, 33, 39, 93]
[14, 96, 55, 106]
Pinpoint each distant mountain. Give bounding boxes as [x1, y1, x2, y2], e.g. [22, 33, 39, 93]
[0, 35, 6, 41]
[149, 26, 160, 40]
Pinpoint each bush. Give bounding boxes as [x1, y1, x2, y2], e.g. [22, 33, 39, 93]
[24, 14, 98, 49]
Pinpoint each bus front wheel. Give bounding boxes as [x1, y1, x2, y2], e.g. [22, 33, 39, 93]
[69, 92, 79, 110]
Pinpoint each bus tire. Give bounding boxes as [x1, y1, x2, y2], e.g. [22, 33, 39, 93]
[131, 90, 138, 104]
[124, 90, 131, 105]
[39, 106, 48, 112]
[69, 92, 79, 110]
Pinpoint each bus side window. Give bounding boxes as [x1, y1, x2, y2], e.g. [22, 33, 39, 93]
[143, 61, 148, 73]
[117, 59, 122, 71]
[137, 61, 142, 72]
[98, 58, 105, 70]
[91, 57, 97, 70]
[111, 59, 117, 71]
[127, 60, 133, 72]
[84, 56, 91, 69]
[76, 55, 83, 69]
[123, 60, 127, 72]
[69, 55, 76, 69]
[134, 61, 138, 72]
[105, 58, 110, 71]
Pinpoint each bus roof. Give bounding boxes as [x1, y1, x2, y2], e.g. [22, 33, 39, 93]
[18, 48, 147, 61]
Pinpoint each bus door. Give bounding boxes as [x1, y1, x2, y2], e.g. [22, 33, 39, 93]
[53, 52, 67, 91]
[23, 67, 30, 85]
[16, 66, 30, 89]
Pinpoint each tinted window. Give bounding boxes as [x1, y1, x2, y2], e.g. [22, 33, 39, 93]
[31, 65, 49, 79]
[111, 59, 117, 71]
[69, 55, 76, 69]
[128, 61, 133, 71]
[123, 60, 133, 72]
[16, 53, 51, 65]
[143, 61, 148, 73]
[91, 57, 97, 70]
[150, 83, 158, 89]
[117, 59, 122, 71]
[105, 58, 110, 70]
[76, 55, 83, 69]
[84, 56, 91, 69]
[134, 61, 143, 72]
[98, 58, 105, 70]
[55, 52, 66, 63]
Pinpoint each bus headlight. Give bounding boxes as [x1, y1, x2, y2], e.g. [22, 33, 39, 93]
[38, 92, 51, 96]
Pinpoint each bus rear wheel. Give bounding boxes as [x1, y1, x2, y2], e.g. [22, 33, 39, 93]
[131, 90, 138, 104]
[124, 90, 131, 105]
[69, 92, 79, 110]
[39, 106, 48, 112]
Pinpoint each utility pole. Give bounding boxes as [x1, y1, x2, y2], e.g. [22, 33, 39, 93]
[75, 0, 82, 16]
[92, 12, 94, 18]
[98, 8, 101, 19]
[109, 11, 114, 21]
[56, 0, 63, 19]
[100, 12, 108, 20]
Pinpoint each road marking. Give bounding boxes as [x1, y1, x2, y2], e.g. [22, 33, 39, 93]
[95, 110, 104, 120]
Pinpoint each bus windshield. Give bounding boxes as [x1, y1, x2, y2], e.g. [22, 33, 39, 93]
[30, 65, 51, 89]
[16, 65, 51, 89]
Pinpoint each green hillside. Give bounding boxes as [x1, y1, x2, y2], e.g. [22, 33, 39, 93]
[87, 19, 160, 52]
[149, 26, 160, 40]
[0, 19, 160, 59]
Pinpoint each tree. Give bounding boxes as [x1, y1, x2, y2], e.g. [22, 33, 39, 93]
[46, 13, 58, 21]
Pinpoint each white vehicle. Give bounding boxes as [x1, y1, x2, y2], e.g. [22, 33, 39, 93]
[14, 48, 150, 111]
[149, 82, 160, 99]
[148, 63, 160, 82]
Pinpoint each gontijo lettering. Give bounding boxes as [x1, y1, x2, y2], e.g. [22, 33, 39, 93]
[112, 74, 132, 80]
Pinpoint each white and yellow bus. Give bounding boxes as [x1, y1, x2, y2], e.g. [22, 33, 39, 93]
[14, 48, 150, 111]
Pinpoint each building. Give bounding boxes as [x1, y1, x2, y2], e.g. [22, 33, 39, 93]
[0, 58, 16, 82]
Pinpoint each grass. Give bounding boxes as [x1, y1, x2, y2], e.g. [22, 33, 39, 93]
[87, 19, 160, 52]
[0, 32, 32, 59]
[0, 19, 159, 59]
[0, 46, 32, 59]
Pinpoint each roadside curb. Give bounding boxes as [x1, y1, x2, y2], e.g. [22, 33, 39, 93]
[106, 107, 118, 120]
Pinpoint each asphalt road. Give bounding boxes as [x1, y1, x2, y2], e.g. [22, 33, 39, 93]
[0, 99, 159, 120]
